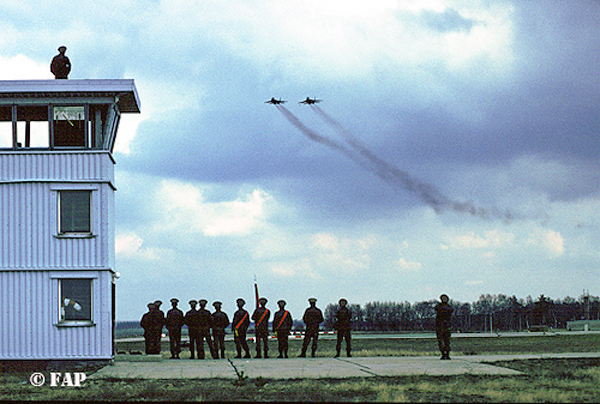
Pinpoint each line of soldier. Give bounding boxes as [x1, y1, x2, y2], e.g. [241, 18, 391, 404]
[140, 297, 353, 359]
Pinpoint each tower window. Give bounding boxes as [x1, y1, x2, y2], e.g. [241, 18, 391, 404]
[58, 190, 92, 234]
[59, 278, 93, 323]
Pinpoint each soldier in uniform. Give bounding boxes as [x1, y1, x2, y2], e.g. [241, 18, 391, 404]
[299, 297, 324, 357]
[232, 298, 251, 359]
[334, 298, 352, 357]
[153, 300, 165, 354]
[435, 294, 453, 360]
[50, 46, 71, 79]
[140, 303, 160, 354]
[273, 299, 293, 358]
[166, 298, 184, 359]
[212, 301, 230, 359]
[197, 299, 218, 359]
[184, 300, 201, 359]
[251, 297, 271, 358]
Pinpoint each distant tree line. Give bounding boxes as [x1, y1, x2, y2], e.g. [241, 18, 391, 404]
[322, 294, 600, 332]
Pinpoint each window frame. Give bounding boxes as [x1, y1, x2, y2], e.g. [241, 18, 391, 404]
[51, 273, 98, 327]
[51, 184, 99, 239]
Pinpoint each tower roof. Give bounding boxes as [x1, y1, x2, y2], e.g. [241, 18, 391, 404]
[0, 79, 140, 113]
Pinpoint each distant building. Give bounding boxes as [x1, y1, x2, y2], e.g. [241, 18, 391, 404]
[0, 80, 140, 362]
[566, 320, 600, 332]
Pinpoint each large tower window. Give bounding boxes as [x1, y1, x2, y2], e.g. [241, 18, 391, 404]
[53, 106, 86, 147]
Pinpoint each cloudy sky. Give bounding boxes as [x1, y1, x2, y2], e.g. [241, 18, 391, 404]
[1, 0, 599, 321]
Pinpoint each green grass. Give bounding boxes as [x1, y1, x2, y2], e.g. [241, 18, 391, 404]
[117, 332, 600, 359]
[2, 333, 600, 402]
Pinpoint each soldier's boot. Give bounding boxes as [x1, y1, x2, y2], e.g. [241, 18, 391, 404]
[243, 351, 251, 359]
[277, 350, 284, 358]
[311, 349, 316, 358]
[221, 349, 225, 359]
[235, 347, 242, 358]
[264, 349, 269, 359]
[255, 351, 262, 358]
[335, 349, 340, 358]
[298, 350, 306, 357]
[347, 350, 352, 357]
[284, 350, 288, 358]
[190, 354, 195, 360]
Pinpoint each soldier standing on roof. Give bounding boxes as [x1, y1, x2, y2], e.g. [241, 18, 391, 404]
[212, 301, 230, 359]
[273, 299, 293, 358]
[299, 297, 324, 357]
[50, 46, 71, 79]
[232, 298, 251, 358]
[251, 297, 270, 358]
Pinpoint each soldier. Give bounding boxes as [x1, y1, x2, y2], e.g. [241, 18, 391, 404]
[50, 46, 71, 79]
[273, 300, 293, 358]
[212, 301, 230, 359]
[140, 303, 160, 354]
[334, 298, 352, 357]
[435, 294, 453, 360]
[198, 299, 218, 359]
[153, 300, 166, 354]
[184, 300, 201, 359]
[232, 298, 251, 359]
[251, 297, 270, 358]
[166, 298, 184, 359]
[299, 297, 324, 357]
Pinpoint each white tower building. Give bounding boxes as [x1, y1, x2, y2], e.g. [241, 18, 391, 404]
[0, 80, 140, 362]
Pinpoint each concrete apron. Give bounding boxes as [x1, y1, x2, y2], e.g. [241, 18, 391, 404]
[90, 355, 527, 380]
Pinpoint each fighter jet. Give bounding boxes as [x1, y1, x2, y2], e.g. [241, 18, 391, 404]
[265, 98, 286, 105]
[299, 97, 322, 105]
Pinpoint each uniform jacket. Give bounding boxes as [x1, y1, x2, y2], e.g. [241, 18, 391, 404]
[212, 311, 230, 332]
[302, 306, 324, 331]
[252, 306, 271, 334]
[232, 309, 250, 333]
[334, 306, 352, 330]
[166, 307, 185, 331]
[273, 309, 293, 334]
[434, 303, 453, 330]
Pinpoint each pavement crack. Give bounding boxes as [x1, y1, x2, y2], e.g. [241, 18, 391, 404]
[334, 357, 371, 369]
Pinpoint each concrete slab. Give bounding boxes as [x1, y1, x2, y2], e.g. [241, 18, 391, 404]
[90, 354, 542, 380]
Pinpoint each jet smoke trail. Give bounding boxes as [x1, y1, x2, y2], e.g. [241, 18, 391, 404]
[310, 106, 517, 221]
[278, 105, 515, 221]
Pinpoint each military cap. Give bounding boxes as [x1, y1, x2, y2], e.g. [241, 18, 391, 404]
[199, 299, 208, 305]
[236, 298, 246, 305]
[339, 298, 348, 305]
[277, 299, 286, 306]
[154, 300, 162, 306]
[189, 299, 198, 305]
[58, 45, 67, 51]
[308, 297, 317, 303]
[213, 301, 222, 307]
[147, 302, 155, 308]
[259, 297, 268, 304]
[170, 298, 179, 303]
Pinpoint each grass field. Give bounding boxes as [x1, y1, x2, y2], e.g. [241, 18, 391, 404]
[118, 332, 600, 359]
[1, 333, 599, 402]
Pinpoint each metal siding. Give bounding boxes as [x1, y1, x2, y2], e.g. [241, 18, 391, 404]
[0, 270, 113, 359]
[0, 150, 116, 360]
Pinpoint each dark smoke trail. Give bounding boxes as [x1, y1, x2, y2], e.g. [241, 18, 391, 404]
[276, 106, 377, 174]
[310, 106, 516, 221]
